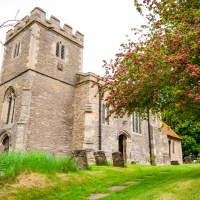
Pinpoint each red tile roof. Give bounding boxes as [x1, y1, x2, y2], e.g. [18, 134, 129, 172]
[162, 123, 182, 140]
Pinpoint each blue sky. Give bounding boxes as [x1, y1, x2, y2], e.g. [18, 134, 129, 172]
[0, 0, 145, 75]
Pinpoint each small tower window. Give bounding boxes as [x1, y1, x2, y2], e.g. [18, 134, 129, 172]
[13, 41, 20, 58]
[55, 42, 65, 60]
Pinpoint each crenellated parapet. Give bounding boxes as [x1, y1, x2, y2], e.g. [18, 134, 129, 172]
[5, 7, 84, 46]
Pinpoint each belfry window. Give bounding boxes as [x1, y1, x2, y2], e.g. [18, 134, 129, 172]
[132, 112, 141, 134]
[13, 41, 20, 58]
[61, 45, 65, 59]
[1, 87, 16, 124]
[56, 42, 65, 60]
[56, 42, 60, 57]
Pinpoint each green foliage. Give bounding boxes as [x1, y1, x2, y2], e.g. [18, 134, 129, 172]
[98, 0, 200, 122]
[150, 154, 157, 166]
[182, 136, 200, 157]
[163, 110, 200, 157]
[147, 154, 157, 166]
[0, 151, 77, 180]
[131, 160, 136, 164]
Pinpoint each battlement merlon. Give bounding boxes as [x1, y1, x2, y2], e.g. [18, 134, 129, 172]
[5, 7, 84, 47]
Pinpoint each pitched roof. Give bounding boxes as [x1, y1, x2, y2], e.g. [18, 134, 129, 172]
[162, 123, 182, 140]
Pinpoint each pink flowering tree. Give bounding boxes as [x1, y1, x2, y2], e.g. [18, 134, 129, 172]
[98, 0, 200, 120]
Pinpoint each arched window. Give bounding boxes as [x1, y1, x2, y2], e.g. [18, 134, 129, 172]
[55, 42, 65, 60]
[1, 87, 16, 124]
[101, 102, 109, 125]
[132, 112, 141, 134]
[13, 41, 20, 58]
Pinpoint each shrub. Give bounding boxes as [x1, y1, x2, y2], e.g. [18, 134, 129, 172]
[147, 155, 157, 166]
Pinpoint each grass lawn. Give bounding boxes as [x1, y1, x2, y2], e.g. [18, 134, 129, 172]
[0, 163, 199, 200]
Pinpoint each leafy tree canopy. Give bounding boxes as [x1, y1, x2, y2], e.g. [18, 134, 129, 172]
[163, 109, 200, 157]
[98, 0, 200, 121]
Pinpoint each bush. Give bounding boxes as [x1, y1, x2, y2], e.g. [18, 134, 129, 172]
[0, 151, 77, 180]
[147, 155, 157, 166]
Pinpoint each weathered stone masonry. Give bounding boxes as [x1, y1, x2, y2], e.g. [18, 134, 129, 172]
[0, 7, 83, 156]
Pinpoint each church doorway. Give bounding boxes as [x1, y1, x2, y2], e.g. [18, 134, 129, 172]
[0, 132, 9, 152]
[118, 134, 127, 161]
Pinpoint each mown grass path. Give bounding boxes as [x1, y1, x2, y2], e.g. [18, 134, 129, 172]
[1, 164, 200, 200]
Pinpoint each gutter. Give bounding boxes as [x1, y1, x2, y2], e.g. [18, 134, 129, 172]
[147, 110, 152, 165]
[98, 88, 102, 150]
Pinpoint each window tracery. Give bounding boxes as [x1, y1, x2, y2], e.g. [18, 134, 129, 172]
[1, 87, 16, 124]
[56, 42, 65, 60]
[13, 41, 20, 58]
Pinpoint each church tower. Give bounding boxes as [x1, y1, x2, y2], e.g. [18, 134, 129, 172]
[0, 7, 84, 156]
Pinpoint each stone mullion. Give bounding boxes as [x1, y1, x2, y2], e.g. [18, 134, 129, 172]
[10, 95, 15, 123]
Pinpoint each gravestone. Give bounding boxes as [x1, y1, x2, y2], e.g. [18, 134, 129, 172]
[93, 151, 107, 165]
[184, 156, 192, 164]
[73, 149, 88, 170]
[112, 152, 124, 167]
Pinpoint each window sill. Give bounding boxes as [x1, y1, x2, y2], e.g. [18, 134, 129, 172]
[1, 122, 14, 130]
[101, 124, 111, 127]
[132, 132, 143, 136]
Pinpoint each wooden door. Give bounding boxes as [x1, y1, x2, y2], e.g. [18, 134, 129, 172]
[119, 134, 127, 161]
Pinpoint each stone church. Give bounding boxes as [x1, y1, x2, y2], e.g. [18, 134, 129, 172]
[0, 7, 182, 164]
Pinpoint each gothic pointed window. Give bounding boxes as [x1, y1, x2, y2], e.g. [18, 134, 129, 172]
[1, 87, 16, 124]
[132, 112, 141, 134]
[55, 42, 65, 60]
[101, 102, 109, 125]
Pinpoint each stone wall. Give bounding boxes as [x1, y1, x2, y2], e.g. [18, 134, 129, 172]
[0, 27, 31, 83]
[72, 73, 183, 165]
[35, 25, 83, 84]
[0, 72, 30, 151]
[72, 73, 99, 152]
[26, 72, 75, 156]
[170, 138, 183, 164]
[72, 74, 168, 164]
